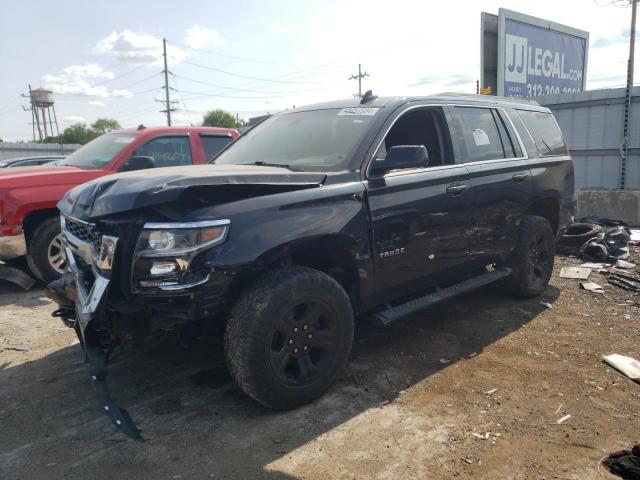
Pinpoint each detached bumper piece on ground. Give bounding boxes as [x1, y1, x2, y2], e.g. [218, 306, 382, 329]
[86, 346, 142, 441]
[46, 274, 143, 441]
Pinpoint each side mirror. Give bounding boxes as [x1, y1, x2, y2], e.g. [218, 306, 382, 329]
[120, 156, 155, 172]
[373, 145, 429, 174]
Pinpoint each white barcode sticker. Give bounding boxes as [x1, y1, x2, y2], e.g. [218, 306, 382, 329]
[338, 107, 379, 116]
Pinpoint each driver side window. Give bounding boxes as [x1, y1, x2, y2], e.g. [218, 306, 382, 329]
[373, 107, 451, 168]
[135, 136, 192, 168]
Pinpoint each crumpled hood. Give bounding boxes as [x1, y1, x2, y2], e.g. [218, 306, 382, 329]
[58, 164, 326, 220]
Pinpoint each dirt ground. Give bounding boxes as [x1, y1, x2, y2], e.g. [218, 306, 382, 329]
[1, 250, 639, 480]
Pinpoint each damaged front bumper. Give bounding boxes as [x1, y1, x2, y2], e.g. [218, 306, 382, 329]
[47, 227, 143, 441]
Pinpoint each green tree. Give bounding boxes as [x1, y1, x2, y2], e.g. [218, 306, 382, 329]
[58, 123, 98, 144]
[91, 118, 121, 134]
[202, 109, 240, 128]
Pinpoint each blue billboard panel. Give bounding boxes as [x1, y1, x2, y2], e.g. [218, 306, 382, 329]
[503, 18, 587, 98]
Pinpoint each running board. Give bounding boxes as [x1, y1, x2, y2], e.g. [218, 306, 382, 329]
[373, 267, 512, 326]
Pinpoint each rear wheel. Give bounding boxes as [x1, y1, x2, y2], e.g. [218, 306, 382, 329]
[26, 217, 66, 283]
[224, 266, 354, 410]
[504, 215, 555, 298]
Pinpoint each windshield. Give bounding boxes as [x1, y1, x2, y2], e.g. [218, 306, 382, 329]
[214, 108, 379, 171]
[62, 133, 138, 170]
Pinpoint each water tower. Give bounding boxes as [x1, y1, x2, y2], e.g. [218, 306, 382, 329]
[28, 85, 60, 141]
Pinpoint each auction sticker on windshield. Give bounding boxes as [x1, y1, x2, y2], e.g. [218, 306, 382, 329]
[337, 107, 380, 116]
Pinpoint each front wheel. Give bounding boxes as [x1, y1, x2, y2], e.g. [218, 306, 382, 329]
[503, 215, 556, 298]
[26, 217, 66, 283]
[224, 266, 354, 410]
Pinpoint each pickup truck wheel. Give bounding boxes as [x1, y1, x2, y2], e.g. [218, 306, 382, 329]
[504, 215, 555, 298]
[224, 266, 354, 410]
[26, 217, 66, 283]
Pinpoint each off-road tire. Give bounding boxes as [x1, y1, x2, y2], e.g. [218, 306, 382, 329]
[504, 215, 556, 298]
[224, 266, 354, 410]
[557, 222, 602, 247]
[26, 217, 65, 283]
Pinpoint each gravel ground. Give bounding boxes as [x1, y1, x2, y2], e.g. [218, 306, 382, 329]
[1, 249, 639, 480]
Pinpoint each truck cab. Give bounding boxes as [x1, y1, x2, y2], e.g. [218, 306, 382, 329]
[0, 126, 239, 282]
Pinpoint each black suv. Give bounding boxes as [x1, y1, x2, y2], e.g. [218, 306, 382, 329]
[49, 93, 574, 438]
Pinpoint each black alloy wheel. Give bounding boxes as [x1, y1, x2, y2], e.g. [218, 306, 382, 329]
[225, 266, 354, 410]
[504, 215, 556, 298]
[527, 231, 553, 285]
[269, 299, 338, 386]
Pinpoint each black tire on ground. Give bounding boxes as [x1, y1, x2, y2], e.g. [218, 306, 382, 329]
[26, 217, 66, 283]
[224, 266, 354, 410]
[557, 222, 602, 247]
[503, 215, 556, 298]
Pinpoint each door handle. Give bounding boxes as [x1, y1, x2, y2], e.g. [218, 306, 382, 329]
[512, 173, 529, 183]
[446, 184, 468, 195]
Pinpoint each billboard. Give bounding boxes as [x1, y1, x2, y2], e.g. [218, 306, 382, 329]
[481, 9, 589, 99]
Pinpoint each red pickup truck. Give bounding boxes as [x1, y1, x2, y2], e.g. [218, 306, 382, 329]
[0, 126, 239, 282]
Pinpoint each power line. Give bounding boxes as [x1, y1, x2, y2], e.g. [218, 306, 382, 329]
[110, 88, 165, 116]
[171, 41, 287, 66]
[92, 63, 149, 87]
[128, 86, 165, 96]
[172, 73, 339, 95]
[166, 37, 422, 102]
[0, 105, 23, 117]
[171, 81, 194, 125]
[178, 58, 321, 84]
[0, 96, 18, 112]
[112, 71, 163, 91]
[176, 88, 289, 100]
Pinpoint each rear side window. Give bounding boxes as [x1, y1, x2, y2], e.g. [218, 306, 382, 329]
[452, 107, 516, 162]
[516, 110, 567, 156]
[136, 136, 192, 168]
[201, 135, 233, 162]
[506, 108, 537, 155]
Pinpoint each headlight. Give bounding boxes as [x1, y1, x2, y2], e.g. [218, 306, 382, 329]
[137, 222, 229, 257]
[132, 219, 230, 291]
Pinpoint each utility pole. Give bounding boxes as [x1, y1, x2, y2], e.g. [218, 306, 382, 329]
[160, 38, 177, 126]
[349, 64, 370, 98]
[620, 0, 637, 189]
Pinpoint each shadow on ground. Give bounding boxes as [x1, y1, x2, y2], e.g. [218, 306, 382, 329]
[0, 283, 560, 479]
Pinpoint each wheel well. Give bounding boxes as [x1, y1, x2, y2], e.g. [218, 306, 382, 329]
[224, 238, 361, 314]
[23, 209, 59, 246]
[525, 198, 559, 234]
[289, 243, 360, 307]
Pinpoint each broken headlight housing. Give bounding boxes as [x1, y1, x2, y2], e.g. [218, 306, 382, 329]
[132, 219, 230, 291]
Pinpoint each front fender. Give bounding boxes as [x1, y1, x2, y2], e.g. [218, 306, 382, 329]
[205, 182, 375, 310]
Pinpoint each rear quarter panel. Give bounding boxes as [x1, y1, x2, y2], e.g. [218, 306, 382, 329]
[528, 154, 575, 232]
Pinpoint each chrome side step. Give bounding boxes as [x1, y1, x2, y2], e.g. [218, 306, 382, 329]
[373, 267, 512, 326]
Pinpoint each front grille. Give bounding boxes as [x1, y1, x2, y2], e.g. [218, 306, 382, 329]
[64, 216, 102, 250]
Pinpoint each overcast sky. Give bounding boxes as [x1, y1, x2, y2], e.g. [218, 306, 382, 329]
[0, 0, 637, 141]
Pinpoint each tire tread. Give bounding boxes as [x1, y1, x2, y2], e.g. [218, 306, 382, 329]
[224, 266, 354, 410]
